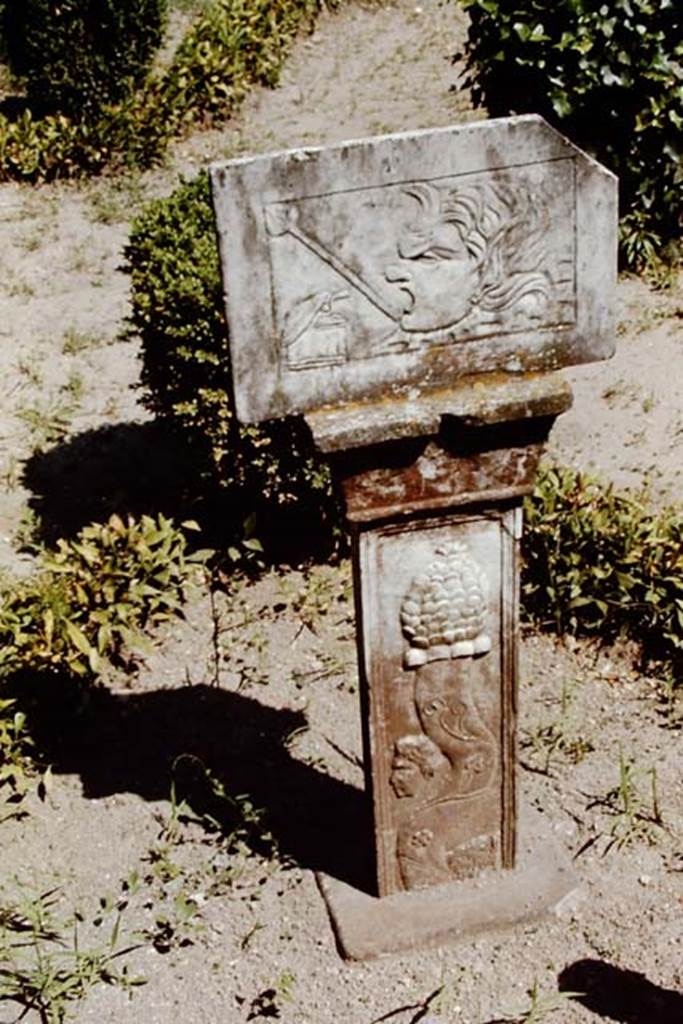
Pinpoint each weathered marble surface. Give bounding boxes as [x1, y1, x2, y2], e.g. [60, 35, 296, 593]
[306, 369, 572, 451]
[210, 115, 616, 423]
[357, 508, 519, 896]
[211, 118, 616, 924]
[333, 395, 557, 898]
[317, 802, 580, 960]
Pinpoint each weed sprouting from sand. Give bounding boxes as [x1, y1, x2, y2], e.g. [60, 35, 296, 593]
[0, 884, 145, 1023]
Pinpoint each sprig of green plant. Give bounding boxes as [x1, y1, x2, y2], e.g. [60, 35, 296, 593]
[148, 755, 279, 876]
[170, 754, 279, 859]
[0, 885, 145, 1024]
[137, 892, 202, 954]
[0, 513, 209, 682]
[246, 970, 296, 1021]
[17, 396, 77, 453]
[0, 698, 34, 822]
[580, 749, 666, 856]
[61, 326, 101, 355]
[521, 678, 594, 776]
[488, 981, 583, 1023]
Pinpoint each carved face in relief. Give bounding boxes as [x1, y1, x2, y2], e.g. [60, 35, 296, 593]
[384, 181, 551, 335]
[390, 758, 422, 799]
[384, 184, 483, 333]
[389, 734, 443, 799]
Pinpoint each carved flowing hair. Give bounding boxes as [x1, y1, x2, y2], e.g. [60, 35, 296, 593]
[393, 734, 443, 778]
[399, 181, 550, 316]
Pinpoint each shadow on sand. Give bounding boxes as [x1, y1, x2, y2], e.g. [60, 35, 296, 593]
[559, 959, 683, 1023]
[22, 421, 211, 545]
[19, 676, 373, 894]
[22, 419, 342, 563]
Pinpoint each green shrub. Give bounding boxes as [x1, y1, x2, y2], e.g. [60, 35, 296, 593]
[0, 0, 335, 181]
[523, 465, 682, 678]
[0, 85, 177, 181]
[0, 513, 206, 682]
[457, 0, 683, 270]
[3, 0, 167, 119]
[125, 173, 229, 451]
[162, 0, 321, 127]
[125, 173, 339, 553]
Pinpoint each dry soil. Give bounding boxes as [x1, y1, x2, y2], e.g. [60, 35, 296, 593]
[0, 3, 681, 1023]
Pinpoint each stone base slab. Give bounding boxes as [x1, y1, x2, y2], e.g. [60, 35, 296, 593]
[316, 811, 579, 960]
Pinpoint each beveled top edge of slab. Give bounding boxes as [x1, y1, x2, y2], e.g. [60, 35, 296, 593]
[209, 113, 615, 182]
[305, 370, 573, 452]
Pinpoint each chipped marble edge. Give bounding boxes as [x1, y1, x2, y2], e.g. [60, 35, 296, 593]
[305, 371, 573, 452]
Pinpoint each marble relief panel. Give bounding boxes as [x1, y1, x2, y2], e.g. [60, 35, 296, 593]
[359, 510, 517, 896]
[210, 116, 617, 422]
[266, 161, 576, 373]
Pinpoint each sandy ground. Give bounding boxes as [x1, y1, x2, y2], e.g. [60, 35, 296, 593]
[0, 2, 681, 1022]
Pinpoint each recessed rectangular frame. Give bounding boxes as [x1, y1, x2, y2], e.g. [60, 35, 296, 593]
[355, 506, 519, 897]
[210, 115, 617, 424]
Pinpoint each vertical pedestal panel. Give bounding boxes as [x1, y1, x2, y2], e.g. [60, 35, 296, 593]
[356, 507, 520, 897]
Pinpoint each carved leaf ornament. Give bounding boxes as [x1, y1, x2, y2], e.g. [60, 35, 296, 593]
[401, 541, 491, 667]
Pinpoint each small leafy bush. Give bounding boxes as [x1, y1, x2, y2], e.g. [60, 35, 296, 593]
[0, 0, 335, 181]
[3, 0, 167, 118]
[0, 513, 206, 682]
[162, 0, 323, 127]
[125, 173, 340, 556]
[457, 0, 683, 269]
[125, 173, 228, 451]
[523, 465, 682, 678]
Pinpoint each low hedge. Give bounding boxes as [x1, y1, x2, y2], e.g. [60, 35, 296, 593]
[3, 0, 167, 118]
[162, 0, 324, 128]
[456, 0, 683, 270]
[0, 0, 335, 182]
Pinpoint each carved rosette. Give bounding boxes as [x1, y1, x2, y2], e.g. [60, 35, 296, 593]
[400, 541, 491, 667]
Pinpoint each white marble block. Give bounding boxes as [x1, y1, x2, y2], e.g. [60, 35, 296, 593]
[210, 114, 617, 424]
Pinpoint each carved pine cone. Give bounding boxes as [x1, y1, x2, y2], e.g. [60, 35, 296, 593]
[401, 541, 490, 666]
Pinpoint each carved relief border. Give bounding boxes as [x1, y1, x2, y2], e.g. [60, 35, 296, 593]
[356, 507, 519, 896]
[264, 158, 577, 376]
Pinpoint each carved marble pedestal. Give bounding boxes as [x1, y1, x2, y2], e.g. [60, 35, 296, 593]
[355, 509, 518, 897]
[209, 116, 617, 957]
[308, 374, 580, 954]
